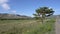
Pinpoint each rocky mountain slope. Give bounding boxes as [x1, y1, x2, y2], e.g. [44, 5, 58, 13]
[0, 13, 32, 19]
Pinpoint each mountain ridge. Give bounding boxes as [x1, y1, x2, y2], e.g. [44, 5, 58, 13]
[0, 13, 32, 20]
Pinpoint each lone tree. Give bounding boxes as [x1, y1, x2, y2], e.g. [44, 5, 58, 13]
[33, 7, 54, 23]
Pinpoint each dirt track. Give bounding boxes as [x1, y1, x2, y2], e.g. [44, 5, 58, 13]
[55, 17, 60, 34]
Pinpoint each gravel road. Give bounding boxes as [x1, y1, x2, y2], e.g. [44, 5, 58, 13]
[55, 17, 60, 34]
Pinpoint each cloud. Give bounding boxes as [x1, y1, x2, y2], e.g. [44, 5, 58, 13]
[2, 3, 10, 10]
[0, 0, 10, 10]
[0, 0, 8, 4]
[0, 0, 17, 14]
[12, 10, 16, 13]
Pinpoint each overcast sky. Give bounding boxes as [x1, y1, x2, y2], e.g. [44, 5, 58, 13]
[0, 0, 60, 16]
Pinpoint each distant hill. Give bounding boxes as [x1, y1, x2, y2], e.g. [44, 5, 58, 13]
[0, 13, 60, 20]
[46, 15, 60, 19]
[0, 13, 32, 20]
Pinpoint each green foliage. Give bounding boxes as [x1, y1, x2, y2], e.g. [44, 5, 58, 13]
[33, 7, 55, 23]
[0, 19, 55, 34]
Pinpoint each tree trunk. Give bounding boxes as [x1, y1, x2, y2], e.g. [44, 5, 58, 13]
[40, 17, 43, 24]
[41, 14, 45, 24]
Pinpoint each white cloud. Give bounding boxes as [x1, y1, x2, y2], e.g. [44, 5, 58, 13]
[0, 0, 17, 14]
[0, 0, 10, 10]
[12, 10, 16, 13]
[0, 0, 8, 4]
[2, 3, 10, 10]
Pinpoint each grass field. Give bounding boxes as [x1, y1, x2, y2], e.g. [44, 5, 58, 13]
[0, 19, 55, 34]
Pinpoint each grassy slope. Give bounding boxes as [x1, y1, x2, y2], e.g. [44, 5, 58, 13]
[0, 19, 55, 34]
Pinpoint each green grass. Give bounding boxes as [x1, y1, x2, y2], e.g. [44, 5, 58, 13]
[0, 19, 55, 34]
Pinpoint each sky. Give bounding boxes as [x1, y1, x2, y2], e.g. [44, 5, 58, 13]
[0, 0, 60, 17]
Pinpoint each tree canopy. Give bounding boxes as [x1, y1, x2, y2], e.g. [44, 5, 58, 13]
[33, 7, 55, 23]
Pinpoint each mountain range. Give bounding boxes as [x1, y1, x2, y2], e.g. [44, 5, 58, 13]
[0, 13, 32, 20]
[0, 13, 60, 20]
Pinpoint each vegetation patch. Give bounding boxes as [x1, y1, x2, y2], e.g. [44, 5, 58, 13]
[0, 19, 55, 34]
